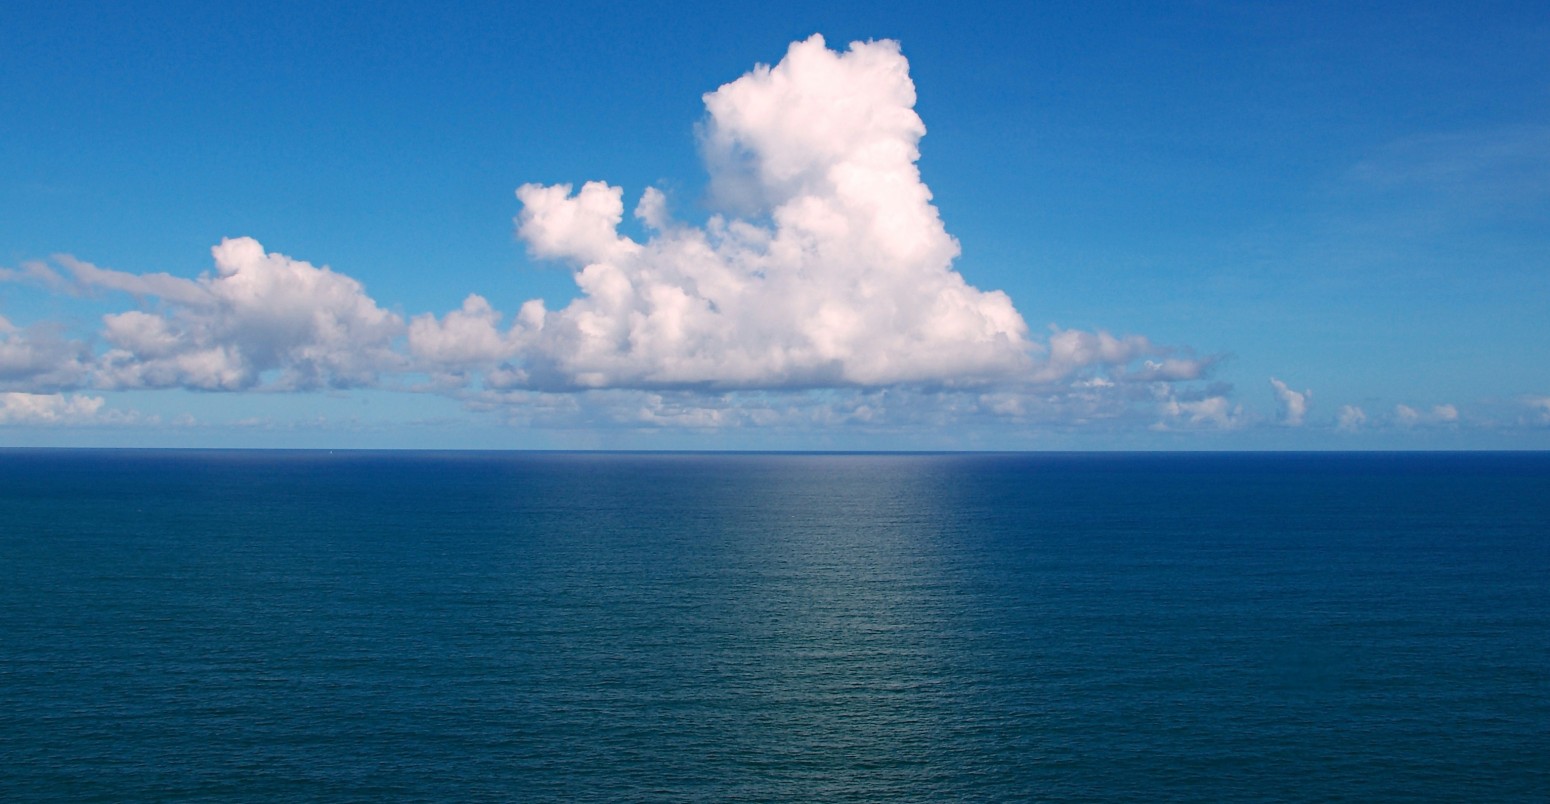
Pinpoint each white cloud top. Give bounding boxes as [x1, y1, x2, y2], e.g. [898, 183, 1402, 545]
[492, 35, 1032, 389]
[1270, 378, 1310, 426]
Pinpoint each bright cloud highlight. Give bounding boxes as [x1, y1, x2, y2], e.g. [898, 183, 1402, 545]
[488, 36, 1033, 390]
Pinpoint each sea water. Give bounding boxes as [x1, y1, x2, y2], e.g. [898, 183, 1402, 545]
[1, 451, 1547, 800]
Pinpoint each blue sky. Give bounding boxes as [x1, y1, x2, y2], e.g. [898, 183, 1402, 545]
[3, 0, 1547, 449]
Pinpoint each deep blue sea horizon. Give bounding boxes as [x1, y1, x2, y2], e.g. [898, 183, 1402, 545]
[2, 449, 1547, 801]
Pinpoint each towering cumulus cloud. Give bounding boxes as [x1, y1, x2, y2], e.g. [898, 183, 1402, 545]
[422, 35, 1034, 390]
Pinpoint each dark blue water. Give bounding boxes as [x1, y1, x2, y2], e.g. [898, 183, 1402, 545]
[2, 451, 1547, 801]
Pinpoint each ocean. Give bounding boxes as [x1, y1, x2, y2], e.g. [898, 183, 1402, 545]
[1, 450, 1547, 801]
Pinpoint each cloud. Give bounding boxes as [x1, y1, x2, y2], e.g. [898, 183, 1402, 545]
[1269, 377, 1310, 426]
[4, 34, 1229, 437]
[0, 392, 107, 424]
[486, 35, 1034, 391]
[1395, 403, 1459, 427]
[59, 238, 405, 391]
[408, 33, 1216, 409]
[1336, 404, 1367, 432]
[1152, 382, 1244, 430]
[1347, 125, 1550, 210]
[0, 315, 92, 391]
[407, 294, 533, 384]
[1036, 329, 1147, 383]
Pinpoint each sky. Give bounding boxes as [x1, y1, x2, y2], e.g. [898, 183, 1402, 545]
[2, 0, 1548, 450]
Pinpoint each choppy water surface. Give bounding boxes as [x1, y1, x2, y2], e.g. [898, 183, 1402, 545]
[2, 451, 1547, 800]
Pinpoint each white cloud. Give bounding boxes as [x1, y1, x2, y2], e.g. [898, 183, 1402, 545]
[1037, 329, 1148, 383]
[1154, 383, 1244, 430]
[407, 294, 535, 383]
[1336, 404, 1367, 432]
[411, 34, 1214, 408]
[63, 238, 405, 391]
[1269, 377, 1310, 426]
[0, 260, 74, 294]
[0, 392, 106, 424]
[1395, 403, 1459, 427]
[472, 35, 1037, 390]
[0, 315, 92, 391]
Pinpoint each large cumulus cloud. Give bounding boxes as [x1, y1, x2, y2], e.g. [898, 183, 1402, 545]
[410, 35, 1213, 399]
[416, 35, 1045, 390]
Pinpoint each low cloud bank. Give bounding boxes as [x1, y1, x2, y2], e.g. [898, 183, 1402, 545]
[0, 392, 107, 424]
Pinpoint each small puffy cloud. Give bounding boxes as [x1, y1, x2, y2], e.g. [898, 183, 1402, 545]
[66, 238, 404, 391]
[1152, 383, 1244, 430]
[1163, 396, 1242, 429]
[0, 392, 106, 424]
[514, 182, 641, 266]
[1269, 377, 1310, 426]
[1336, 404, 1367, 432]
[1395, 403, 1459, 427]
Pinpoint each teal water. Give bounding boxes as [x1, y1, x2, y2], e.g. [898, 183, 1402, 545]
[2, 451, 1548, 800]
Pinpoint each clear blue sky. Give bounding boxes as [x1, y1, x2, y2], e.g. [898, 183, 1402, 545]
[3, 0, 1547, 449]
